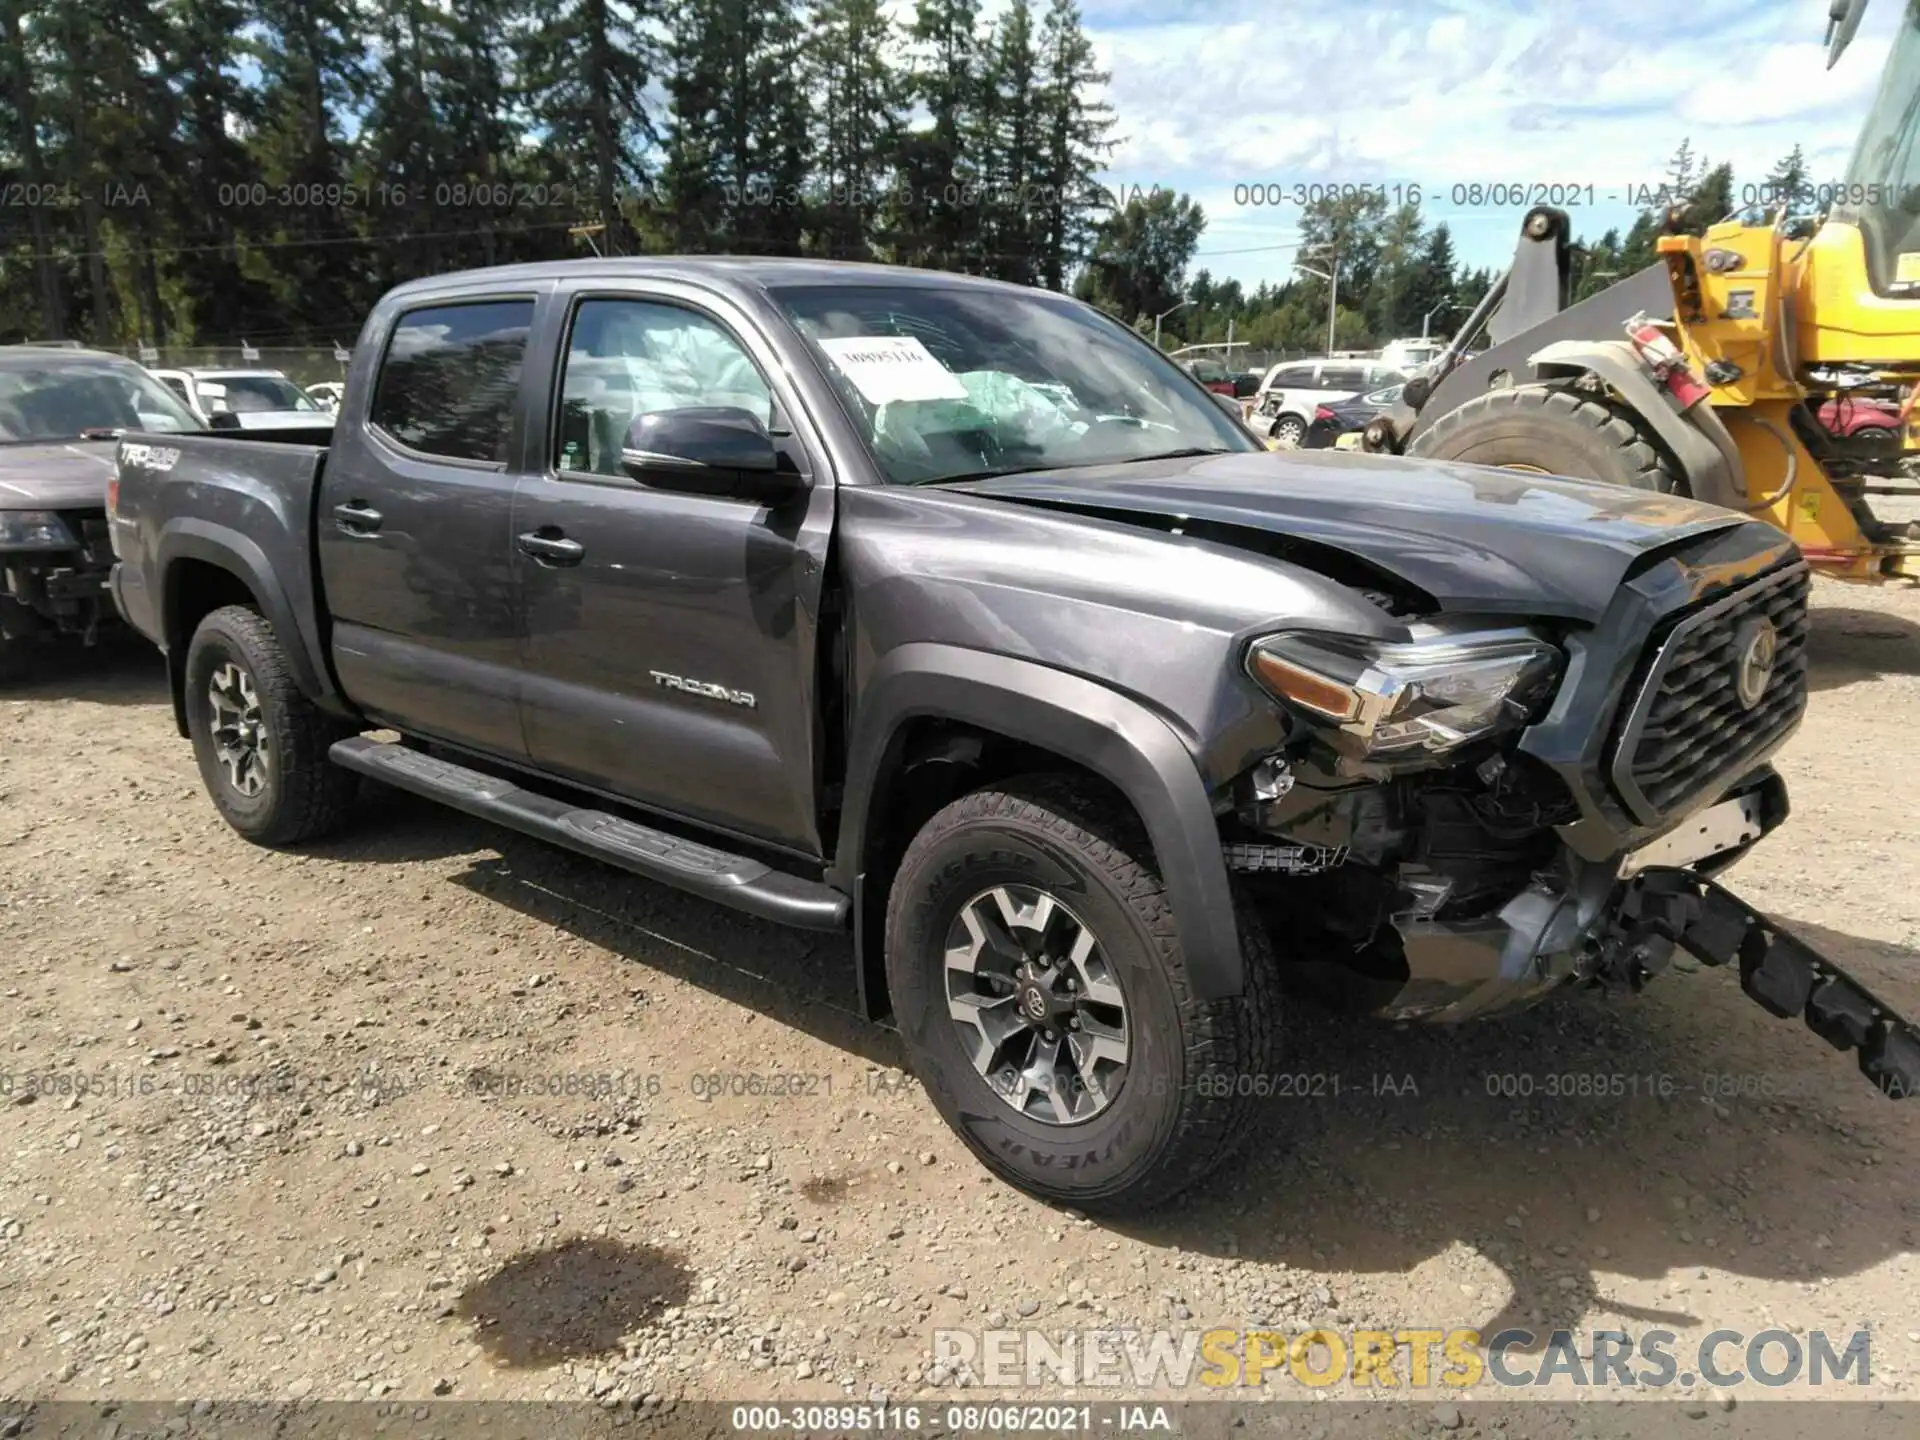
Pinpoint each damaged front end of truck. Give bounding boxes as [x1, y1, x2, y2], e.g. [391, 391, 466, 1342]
[1215, 518, 1920, 1102]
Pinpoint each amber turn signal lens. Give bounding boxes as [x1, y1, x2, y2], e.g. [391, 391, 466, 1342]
[1248, 647, 1359, 721]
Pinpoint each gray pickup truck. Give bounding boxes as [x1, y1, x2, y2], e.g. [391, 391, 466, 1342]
[108, 258, 1917, 1210]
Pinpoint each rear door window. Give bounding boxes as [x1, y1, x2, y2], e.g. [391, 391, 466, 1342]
[370, 300, 535, 463]
[1318, 366, 1367, 391]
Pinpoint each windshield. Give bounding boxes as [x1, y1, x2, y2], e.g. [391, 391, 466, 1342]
[0, 357, 200, 442]
[773, 284, 1261, 485]
[1838, 0, 1920, 293]
[197, 374, 318, 413]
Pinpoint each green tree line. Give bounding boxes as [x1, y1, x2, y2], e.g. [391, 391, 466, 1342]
[0, 0, 1115, 346]
[1118, 140, 1819, 359]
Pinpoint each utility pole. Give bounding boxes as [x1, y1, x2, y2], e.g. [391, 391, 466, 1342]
[1296, 251, 1337, 354]
[1153, 299, 1190, 350]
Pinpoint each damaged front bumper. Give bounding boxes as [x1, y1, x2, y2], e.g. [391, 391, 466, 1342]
[1373, 771, 1919, 1102]
[1379, 771, 1786, 1024]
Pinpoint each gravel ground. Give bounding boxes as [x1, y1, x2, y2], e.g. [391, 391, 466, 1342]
[1, 580, 1917, 1422]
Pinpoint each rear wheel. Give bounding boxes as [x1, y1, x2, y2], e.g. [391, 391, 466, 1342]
[1270, 413, 1306, 447]
[184, 605, 359, 846]
[884, 775, 1280, 1213]
[1409, 384, 1681, 492]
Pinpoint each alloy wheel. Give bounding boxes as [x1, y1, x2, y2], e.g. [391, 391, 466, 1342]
[943, 884, 1131, 1125]
[208, 661, 270, 797]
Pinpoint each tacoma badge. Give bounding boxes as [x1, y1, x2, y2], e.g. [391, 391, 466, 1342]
[650, 670, 757, 709]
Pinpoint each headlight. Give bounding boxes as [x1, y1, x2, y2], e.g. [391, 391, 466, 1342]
[1247, 627, 1562, 758]
[0, 510, 76, 550]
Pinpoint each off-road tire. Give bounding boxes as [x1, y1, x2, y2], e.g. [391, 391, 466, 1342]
[184, 605, 358, 846]
[1409, 383, 1681, 492]
[884, 775, 1281, 1213]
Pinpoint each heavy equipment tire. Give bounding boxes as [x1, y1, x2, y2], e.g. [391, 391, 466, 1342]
[884, 774, 1281, 1213]
[185, 605, 359, 846]
[1409, 384, 1680, 492]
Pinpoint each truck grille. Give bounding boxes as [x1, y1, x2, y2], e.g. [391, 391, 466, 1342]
[1610, 561, 1809, 823]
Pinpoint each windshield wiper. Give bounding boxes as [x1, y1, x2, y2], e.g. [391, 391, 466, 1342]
[915, 464, 1050, 487]
[1115, 447, 1234, 463]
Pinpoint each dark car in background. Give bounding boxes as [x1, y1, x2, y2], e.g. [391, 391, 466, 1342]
[0, 347, 199, 678]
[1304, 383, 1404, 449]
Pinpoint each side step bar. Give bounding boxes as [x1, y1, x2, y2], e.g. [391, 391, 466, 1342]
[329, 736, 849, 932]
[1625, 866, 1920, 1100]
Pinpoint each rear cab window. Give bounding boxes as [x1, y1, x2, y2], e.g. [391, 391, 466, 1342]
[370, 300, 536, 463]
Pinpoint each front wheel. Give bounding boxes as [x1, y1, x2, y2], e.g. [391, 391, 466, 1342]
[884, 776, 1280, 1213]
[184, 605, 359, 846]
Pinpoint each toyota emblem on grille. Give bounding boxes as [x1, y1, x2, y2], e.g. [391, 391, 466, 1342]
[1733, 616, 1777, 709]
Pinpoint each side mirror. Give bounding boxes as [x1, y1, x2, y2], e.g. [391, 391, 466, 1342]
[622, 406, 797, 499]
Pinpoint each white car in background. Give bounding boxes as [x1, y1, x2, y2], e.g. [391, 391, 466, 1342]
[148, 367, 328, 428]
[1250, 358, 1405, 446]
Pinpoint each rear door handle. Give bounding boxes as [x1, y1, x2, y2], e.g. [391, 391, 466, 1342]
[334, 501, 383, 534]
[517, 529, 585, 566]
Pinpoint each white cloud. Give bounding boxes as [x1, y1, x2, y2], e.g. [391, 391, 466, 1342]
[1083, 0, 1902, 282]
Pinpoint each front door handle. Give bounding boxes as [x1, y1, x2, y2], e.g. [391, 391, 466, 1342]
[517, 529, 585, 566]
[334, 501, 383, 534]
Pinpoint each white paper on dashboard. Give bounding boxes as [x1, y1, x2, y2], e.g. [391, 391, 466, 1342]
[816, 336, 970, 405]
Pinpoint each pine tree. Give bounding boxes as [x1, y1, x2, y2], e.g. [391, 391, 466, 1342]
[1765, 144, 1814, 234]
[1075, 187, 1204, 323]
[1031, 0, 1112, 291]
[976, 0, 1041, 284]
[662, 0, 811, 256]
[1402, 221, 1455, 338]
[0, 0, 67, 338]
[1368, 200, 1426, 337]
[889, 0, 981, 270]
[1573, 227, 1624, 302]
[437, 0, 528, 270]
[164, 0, 277, 342]
[519, 0, 658, 253]
[1681, 160, 1734, 233]
[806, 0, 900, 261]
[359, 0, 448, 288]
[247, 0, 367, 333]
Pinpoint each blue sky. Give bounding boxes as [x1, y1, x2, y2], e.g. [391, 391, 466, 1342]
[1076, 0, 1904, 287]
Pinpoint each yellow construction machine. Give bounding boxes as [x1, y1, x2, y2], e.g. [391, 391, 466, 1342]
[1371, 0, 1920, 582]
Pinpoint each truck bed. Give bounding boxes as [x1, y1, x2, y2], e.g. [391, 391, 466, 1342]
[111, 431, 334, 698]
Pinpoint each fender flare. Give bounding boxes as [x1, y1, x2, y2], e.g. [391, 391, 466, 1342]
[835, 643, 1244, 1006]
[1528, 339, 1746, 510]
[157, 518, 344, 732]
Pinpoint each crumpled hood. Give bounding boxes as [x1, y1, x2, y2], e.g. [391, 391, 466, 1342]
[946, 448, 1749, 620]
[0, 440, 116, 510]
